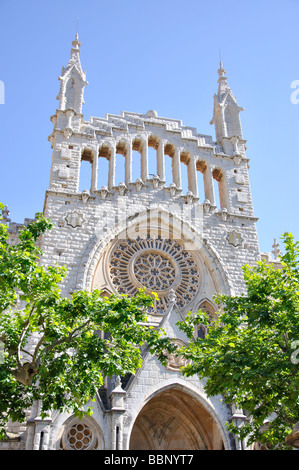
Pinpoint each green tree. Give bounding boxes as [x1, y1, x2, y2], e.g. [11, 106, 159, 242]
[0, 204, 172, 439]
[177, 232, 299, 449]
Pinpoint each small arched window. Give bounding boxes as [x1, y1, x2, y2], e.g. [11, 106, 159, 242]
[196, 160, 207, 202]
[148, 135, 159, 178]
[197, 324, 206, 339]
[180, 151, 190, 195]
[79, 149, 93, 192]
[212, 168, 227, 209]
[195, 300, 216, 339]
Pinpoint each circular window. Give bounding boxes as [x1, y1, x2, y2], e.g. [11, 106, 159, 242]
[132, 250, 177, 292]
[63, 421, 96, 450]
[109, 236, 201, 313]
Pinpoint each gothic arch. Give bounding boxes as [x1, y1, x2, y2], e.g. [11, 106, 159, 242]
[194, 297, 217, 316]
[193, 298, 218, 339]
[62, 66, 85, 113]
[126, 382, 230, 450]
[75, 207, 233, 298]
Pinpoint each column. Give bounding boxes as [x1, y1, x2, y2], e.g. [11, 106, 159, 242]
[108, 144, 116, 190]
[141, 137, 148, 182]
[188, 154, 198, 197]
[231, 404, 249, 450]
[204, 163, 216, 205]
[110, 377, 126, 450]
[172, 146, 181, 189]
[25, 420, 35, 450]
[157, 139, 165, 181]
[219, 171, 229, 211]
[125, 140, 132, 186]
[90, 148, 98, 193]
[32, 417, 52, 450]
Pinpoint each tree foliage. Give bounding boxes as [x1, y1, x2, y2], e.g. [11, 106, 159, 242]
[178, 232, 299, 449]
[0, 205, 172, 439]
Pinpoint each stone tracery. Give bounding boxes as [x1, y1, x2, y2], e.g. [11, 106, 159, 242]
[109, 236, 201, 313]
[60, 418, 101, 450]
[133, 251, 176, 291]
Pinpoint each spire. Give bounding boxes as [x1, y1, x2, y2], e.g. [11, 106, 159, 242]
[70, 32, 81, 62]
[56, 34, 88, 114]
[218, 60, 225, 77]
[217, 61, 238, 103]
[210, 61, 244, 144]
[217, 61, 229, 93]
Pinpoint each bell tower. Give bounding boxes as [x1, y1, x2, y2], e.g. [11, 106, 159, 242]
[48, 34, 89, 193]
[210, 62, 244, 156]
[57, 33, 88, 114]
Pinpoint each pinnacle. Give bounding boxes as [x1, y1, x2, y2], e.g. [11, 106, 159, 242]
[72, 32, 81, 49]
[218, 60, 227, 80]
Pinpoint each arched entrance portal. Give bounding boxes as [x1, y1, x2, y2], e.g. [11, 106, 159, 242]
[129, 387, 224, 450]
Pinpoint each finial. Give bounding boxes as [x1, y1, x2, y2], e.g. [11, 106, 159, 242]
[1, 205, 11, 224]
[218, 59, 226, 78]
[70, 29, 81, 61]
[72, 18, 81, 51]
[272, 238, 281, 260]
[72, 32, 80, 49]
[115, 375, 122, 387]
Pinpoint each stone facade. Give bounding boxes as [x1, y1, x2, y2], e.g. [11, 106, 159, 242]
[2, 35, 263, 450]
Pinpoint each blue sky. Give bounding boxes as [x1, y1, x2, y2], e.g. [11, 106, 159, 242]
[0, 0, 298, 254]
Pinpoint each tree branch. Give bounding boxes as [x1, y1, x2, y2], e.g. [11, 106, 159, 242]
[36, 319, 92, 363]
[16, 305, 36, 367]
[32, 333, 45, 364]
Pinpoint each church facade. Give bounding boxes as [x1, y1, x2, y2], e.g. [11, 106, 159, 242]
[4, 35, 263, 450]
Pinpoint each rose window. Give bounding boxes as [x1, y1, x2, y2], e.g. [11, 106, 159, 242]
[133, 251, 176, 291]
[66, 422, 94, 450]
[109, 236, 200, 313]
[60, 418, 103, 450]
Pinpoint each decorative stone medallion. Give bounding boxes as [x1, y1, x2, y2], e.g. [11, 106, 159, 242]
[65, 210, 85, 228]
[226, 230, 243, 247]
[109, 236, 200, 313]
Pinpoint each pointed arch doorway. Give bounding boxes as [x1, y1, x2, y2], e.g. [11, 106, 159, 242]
[129, 387, 225, 450]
